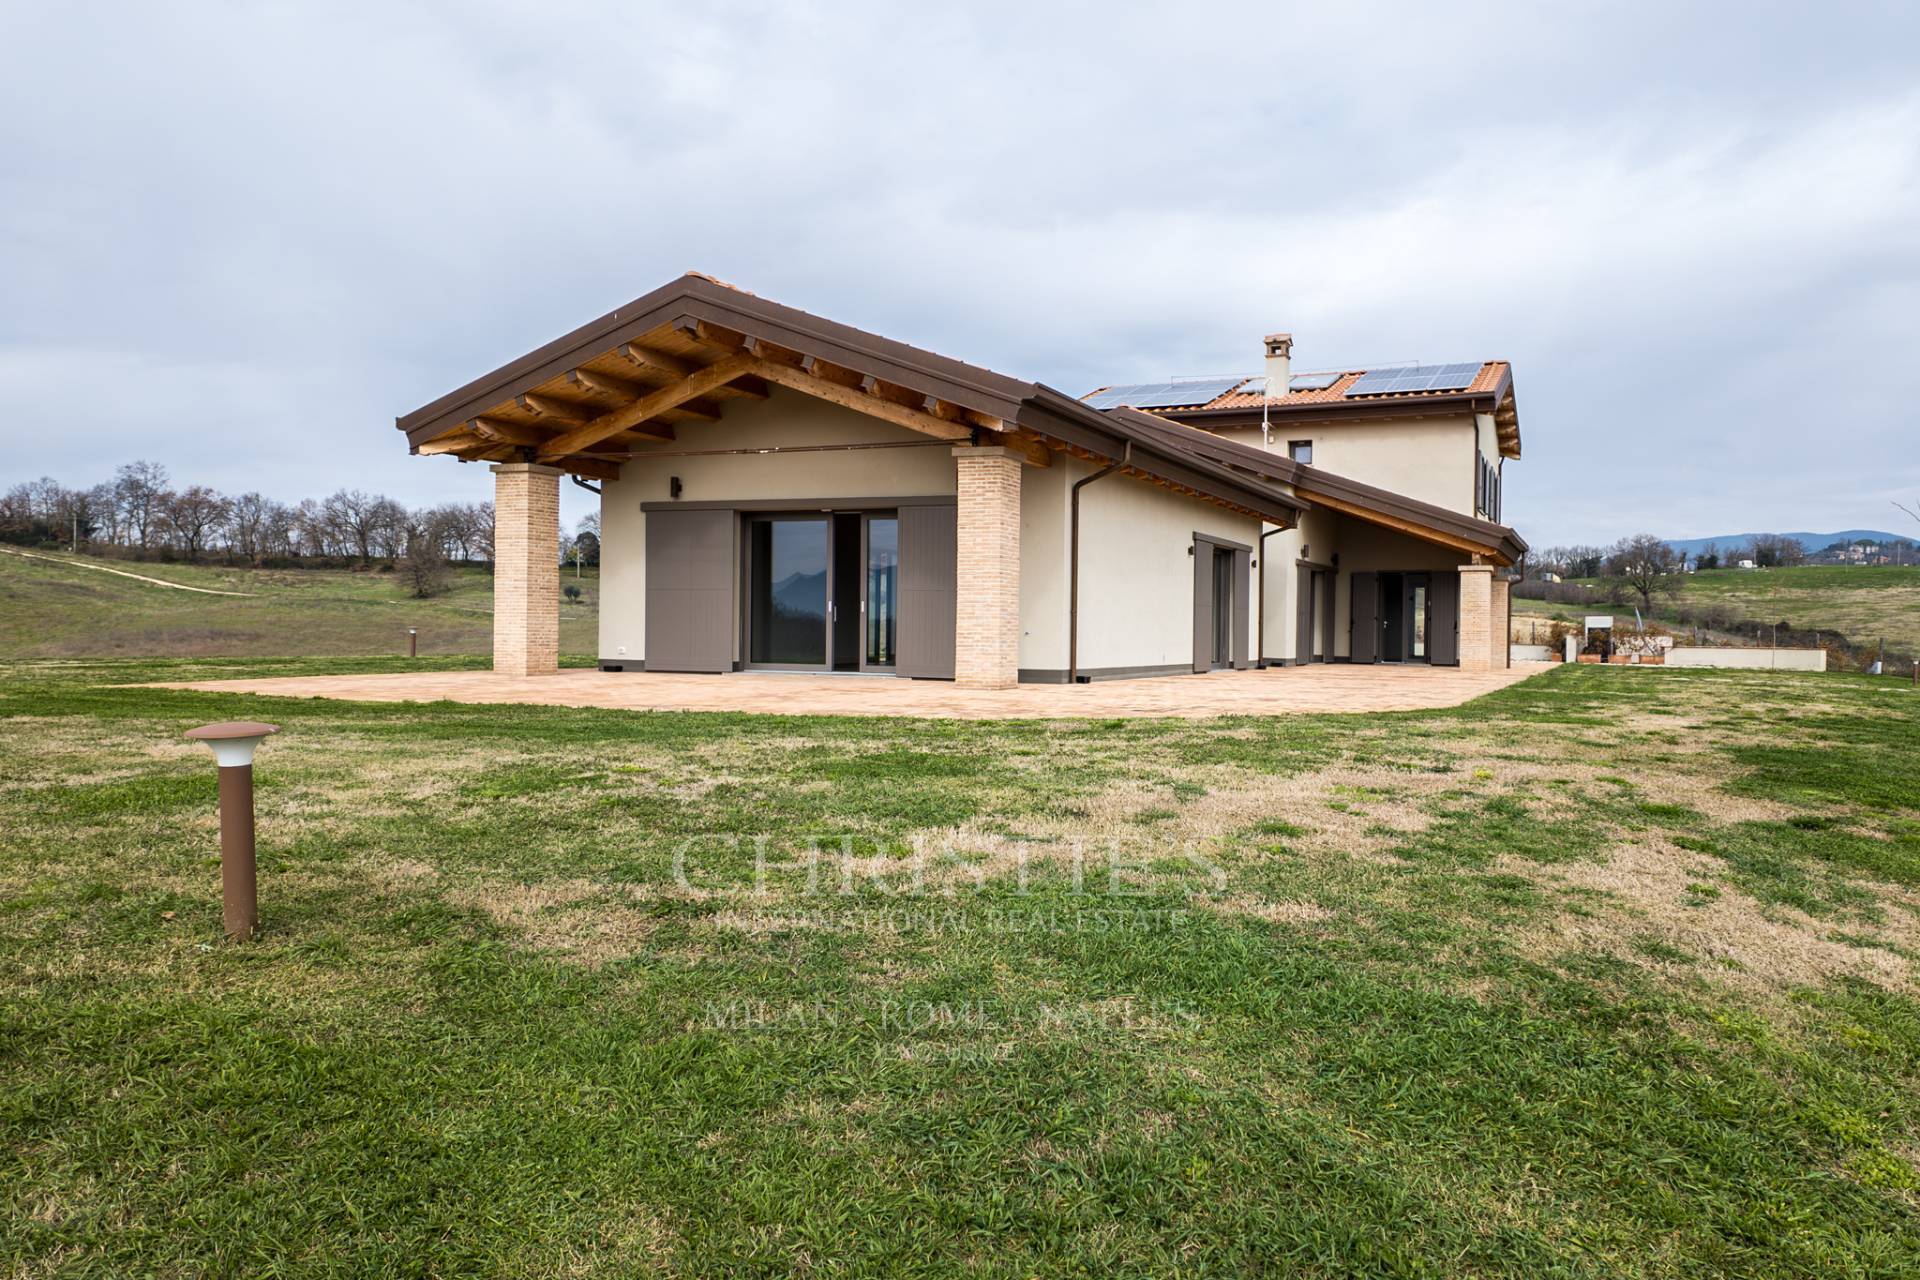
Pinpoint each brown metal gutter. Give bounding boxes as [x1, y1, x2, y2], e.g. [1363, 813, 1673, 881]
[1068, 443, 1131, 683]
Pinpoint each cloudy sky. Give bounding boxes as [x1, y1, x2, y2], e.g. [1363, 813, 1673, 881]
[4, 2, 1917, 546]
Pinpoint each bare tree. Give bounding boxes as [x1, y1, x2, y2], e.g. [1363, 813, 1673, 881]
[1604, 534, 1681, 613]
[225, 492, 275, 564]
[321, 490, 384, 564]
[161, 485, 230, 562]
[113, 460, 170, 551]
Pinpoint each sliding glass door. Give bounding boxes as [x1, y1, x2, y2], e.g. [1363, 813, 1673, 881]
[864, 515, 897, 670]
[747, 516, 829, 668]
[745, 511, 899, 672]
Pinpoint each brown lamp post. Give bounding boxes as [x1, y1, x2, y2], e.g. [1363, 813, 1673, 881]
[408, 627, 418, 658]
[183, 721, 280, 940]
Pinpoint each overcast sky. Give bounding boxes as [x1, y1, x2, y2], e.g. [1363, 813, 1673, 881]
[4, 2, 1917, 546]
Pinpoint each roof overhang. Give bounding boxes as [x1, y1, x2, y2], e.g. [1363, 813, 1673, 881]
[398, 273, 1306, 524]
[1106, 407, 1527, 566]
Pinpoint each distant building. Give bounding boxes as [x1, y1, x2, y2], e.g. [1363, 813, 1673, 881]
[1736, 558, 1757, 570]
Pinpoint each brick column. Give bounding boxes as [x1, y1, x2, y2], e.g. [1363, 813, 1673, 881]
[491, 462, 562, 677]
[953, 446, 1022, 689]
[1458, 563, 1495, 672]
[1490, 573, 1512, 669]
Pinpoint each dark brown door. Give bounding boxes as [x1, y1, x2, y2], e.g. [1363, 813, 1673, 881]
[1294, 563, 1313, 665]
[1350, 571, 1380, 664]
[1428, 573, 1459, 666]
[645, 509, 735, 672]
[894, 503, 956, 679]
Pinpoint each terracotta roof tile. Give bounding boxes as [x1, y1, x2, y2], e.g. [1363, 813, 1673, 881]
[1087, 362, 1511, 412]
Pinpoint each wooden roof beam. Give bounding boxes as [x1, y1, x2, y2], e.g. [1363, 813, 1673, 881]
[539, 352, 757, 459]
[518, 392, 597, 422]
[469, 417, 550, 447]
[416, 430, 483, 456]
[747, 359, 971, 442]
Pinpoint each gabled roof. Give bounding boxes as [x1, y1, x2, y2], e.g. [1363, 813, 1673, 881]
[398, 273, 1307, 524]
[396, 274, 1523, 558]
[1086, 361, 1522, 459]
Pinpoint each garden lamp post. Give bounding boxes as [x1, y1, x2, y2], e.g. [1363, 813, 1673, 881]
[408, 627, 418, 658]
[183, 721, 279, 940]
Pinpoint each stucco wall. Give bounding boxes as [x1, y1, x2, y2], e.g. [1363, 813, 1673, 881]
[1067, 456, 1261, 676]
[1018, 462, 1070, 672]
[597, 388, 959, 663]
[1220, 417, 1479, 516]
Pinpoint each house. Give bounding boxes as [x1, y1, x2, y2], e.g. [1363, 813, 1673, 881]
[397, 274, 1526, 688]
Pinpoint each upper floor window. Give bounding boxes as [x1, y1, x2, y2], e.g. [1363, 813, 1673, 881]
[1288, 439, 1313, 465]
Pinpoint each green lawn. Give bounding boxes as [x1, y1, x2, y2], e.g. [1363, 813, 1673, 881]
[3, 660, 1918, 1276]
[0, 549, 599, 658]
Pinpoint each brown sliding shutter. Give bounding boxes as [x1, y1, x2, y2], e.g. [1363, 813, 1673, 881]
[1191, 541, 1212, 673]
[645, 509, 735, 673]
[1295, 563, 1314, 664]
[1350, 571, 1379, 664]
[1232, 548, 1251, 669]
[1428, 573, 1459, 666]
[895, 503, 956, 679]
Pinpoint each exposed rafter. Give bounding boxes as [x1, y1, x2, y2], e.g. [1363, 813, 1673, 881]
[517, 392, 595, 422]
[538, 353, 758, 460]
[746, 360, 970, 443]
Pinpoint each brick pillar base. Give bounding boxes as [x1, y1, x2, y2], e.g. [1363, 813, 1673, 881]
[953, 446, 1022, 689]
[1458, 563, 1495, 672]
[491, 462, 562, 677]
[1490, 573, 1512, 669]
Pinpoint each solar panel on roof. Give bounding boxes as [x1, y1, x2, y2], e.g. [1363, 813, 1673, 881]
[1289, 371, 1341, 391]
[1344, 362, 1481, 397]
[1128, 376, 1245, 408]
[1085, 377, 1246, 409]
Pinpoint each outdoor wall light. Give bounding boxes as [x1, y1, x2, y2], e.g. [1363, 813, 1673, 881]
[670, 476, 683, 499]
[183, 720, 279, 940]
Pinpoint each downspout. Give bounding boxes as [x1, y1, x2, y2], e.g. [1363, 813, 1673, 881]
[1257, 524, 1289, 666]
[1068, 443, 1130, 684]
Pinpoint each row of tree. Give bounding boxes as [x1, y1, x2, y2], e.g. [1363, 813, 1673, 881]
[0, 462, 503, 572]
[1525, 533, 1808, 582]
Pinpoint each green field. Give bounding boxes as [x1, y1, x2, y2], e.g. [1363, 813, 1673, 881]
[1516, 565, 1920, 653]
[3, 659, 1917, 1276]
[0, 548, 599, 659]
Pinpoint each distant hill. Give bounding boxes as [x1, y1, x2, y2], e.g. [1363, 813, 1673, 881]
[1664, 529, 1906, 557]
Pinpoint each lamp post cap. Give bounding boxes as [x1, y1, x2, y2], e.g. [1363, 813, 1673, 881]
[184, 721, 280, 742]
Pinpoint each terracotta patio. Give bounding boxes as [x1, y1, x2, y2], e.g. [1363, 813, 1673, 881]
[149, 661, 1555, 720]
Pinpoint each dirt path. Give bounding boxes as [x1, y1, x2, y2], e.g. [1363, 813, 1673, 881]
[0, 547, 255, 597]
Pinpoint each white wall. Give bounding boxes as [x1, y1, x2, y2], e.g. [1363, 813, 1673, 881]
[1220, 416, 1480, 515]
[1019, 461, 1069, 672]
[597, 388, 959, 663]
[1069, 456, 1262, 675]
[1666, 648, 1828, 672]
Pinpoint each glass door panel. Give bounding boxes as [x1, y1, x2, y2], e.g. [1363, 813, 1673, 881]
[1412, 583, 1428, 659]
[748, 517, 828, 666]
[865, 516, 898, 668]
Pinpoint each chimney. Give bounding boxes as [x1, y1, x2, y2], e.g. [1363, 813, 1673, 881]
[1263, 333, 1293, 398]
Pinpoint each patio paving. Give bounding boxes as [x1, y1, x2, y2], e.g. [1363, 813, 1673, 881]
[149, 661, 1555, 720]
